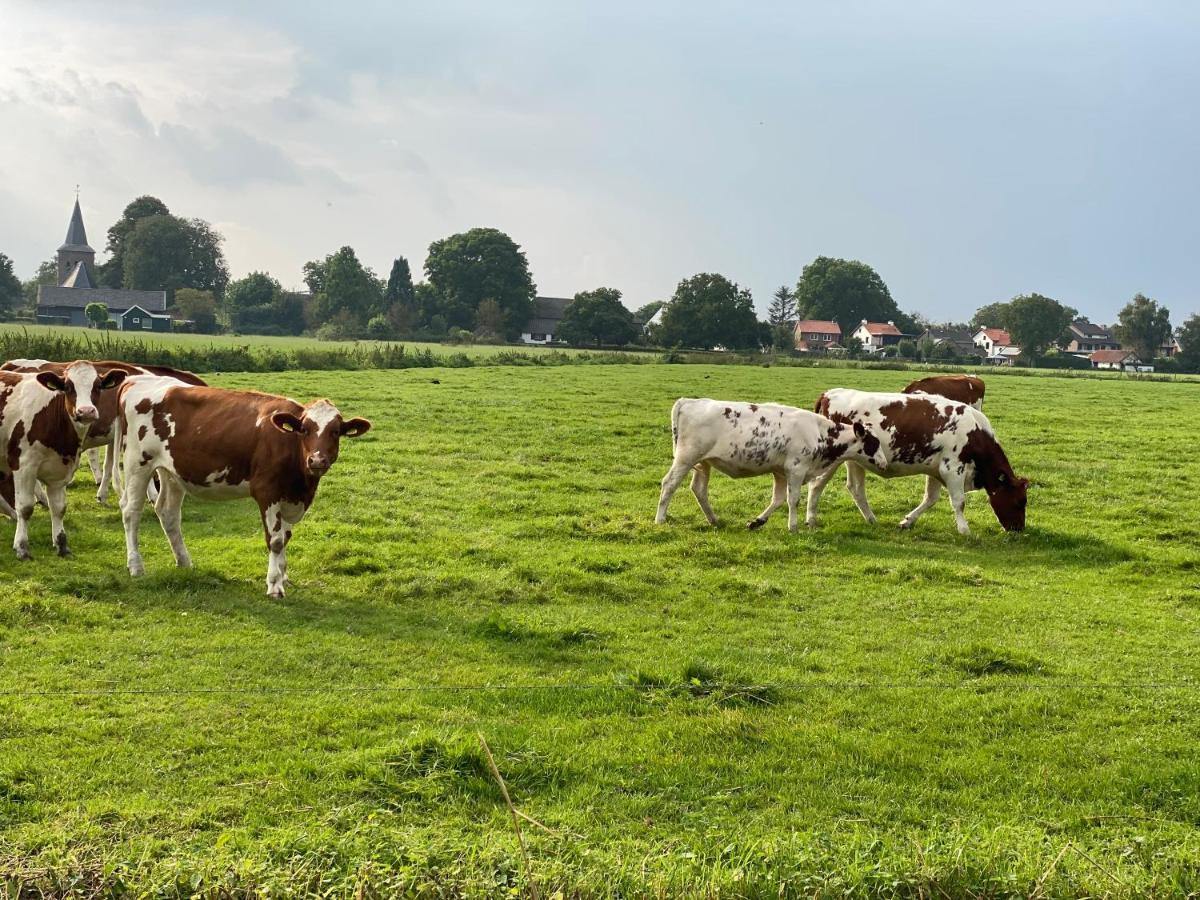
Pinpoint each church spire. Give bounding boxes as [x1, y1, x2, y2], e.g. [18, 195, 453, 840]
[59, 196, 93, 252]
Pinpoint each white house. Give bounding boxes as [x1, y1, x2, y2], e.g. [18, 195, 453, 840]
[520, 297, 572, 344]
[851, 320, 905, 353]
[973, 327, 1021, 360]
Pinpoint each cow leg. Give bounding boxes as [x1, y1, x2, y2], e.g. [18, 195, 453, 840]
[946, 482, 971, 535]
[45, 481, 70, 556]
[786, 471, 809, 533]
[900, 476, 942, 529]
[12, 468, 39, 560]
[154, 476, 191, 569]
[96, 444, 115, 505]
[656, 460, 693, 524]
[0, 475, 16, 522]
[87, 447, 103, 483]
[260, 503, 296, 598]
[749, 472, 787, 530]
[122, 467, 155, 577]
[34, 481, 49, 508]
[146, 475, 160, 505]
[689, 462, 718, 526]
[844, 462, 878, 524]
[805, 463, 840, 527]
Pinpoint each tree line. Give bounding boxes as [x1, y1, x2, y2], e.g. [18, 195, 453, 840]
[2, 194, 1200, 370]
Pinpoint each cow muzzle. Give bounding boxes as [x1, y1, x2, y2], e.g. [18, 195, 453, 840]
[306, 454, 331, 475]
[74, 405, 99, 422]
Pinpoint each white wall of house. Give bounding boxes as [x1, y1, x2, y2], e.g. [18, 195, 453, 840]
[520, 331, 556, 345]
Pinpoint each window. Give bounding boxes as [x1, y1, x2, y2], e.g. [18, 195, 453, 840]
[131, 317, 140, 325]
[143, 318, 152, 329]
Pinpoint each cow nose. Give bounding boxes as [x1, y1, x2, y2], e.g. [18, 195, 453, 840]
[307, 454, 330, 472]
[75, 405, 98, 421]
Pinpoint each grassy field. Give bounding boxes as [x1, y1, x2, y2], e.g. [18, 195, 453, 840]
[1, 365, 1198, 897]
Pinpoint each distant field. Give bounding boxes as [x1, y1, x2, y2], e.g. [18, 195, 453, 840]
[0, 322, 590, 359]
[1, 365, 1198, 896]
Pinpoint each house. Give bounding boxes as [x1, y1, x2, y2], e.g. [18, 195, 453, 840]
[642, 305, 665, 335]
[793, 320, 842, 352]
[1063, 319, 1121, 356]
[1160, 336, 1182, 358]
[973, 327, 1020, 359]
[117, 305, 173, 333]
[1089, 349, 1144, 371]
[919, 327, 982, 359]
[36, 196, 169, 327]
[851, 320, 909, 353]
[519, 296, 573, 344]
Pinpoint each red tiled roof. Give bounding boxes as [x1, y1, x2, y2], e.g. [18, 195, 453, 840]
[794, 320, 841, 335]
[860, 322, 902, 336]
[980, 328, 1011, 344]
[1089, 349, 1136, 364]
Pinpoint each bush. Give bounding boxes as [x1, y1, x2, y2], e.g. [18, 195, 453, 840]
[366, 315, 395, 340]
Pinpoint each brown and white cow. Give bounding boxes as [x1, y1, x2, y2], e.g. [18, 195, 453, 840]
[656, 398, 887, 532]
[807, 388, 1027, 534]
[902, 373, 985, 409]
[0, 359, 205, 505]
[116, 380, 371, 597]
[0, 361, 128, 558]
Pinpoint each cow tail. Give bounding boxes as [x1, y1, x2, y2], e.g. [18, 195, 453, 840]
[670, 398, 684, 449]
[111, 390, 126, 505]
[814, 392, 828, 416]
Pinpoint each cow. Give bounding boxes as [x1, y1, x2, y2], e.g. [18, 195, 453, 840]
[807, 388, 1027, 534]
[656, 398, 887, 532]
[0, 361, 128, 558]
[115, 380, 371, 597]
[0, 359, 206, 505]
[902, 373, 985, 409]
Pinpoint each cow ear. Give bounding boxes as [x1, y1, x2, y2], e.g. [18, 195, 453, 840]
[98, 369, 128, 390]
[852, 421, 866, 438]
[270, 412, 304, 434]
[340, 417, 371, 438]
[36, 371, 67, 393]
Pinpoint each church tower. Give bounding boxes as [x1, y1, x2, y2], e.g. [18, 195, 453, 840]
[57, 196, 97, 287]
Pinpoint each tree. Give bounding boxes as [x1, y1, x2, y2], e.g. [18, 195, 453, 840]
[557, 287, 638, 346]
[897, 339, 919, 359]
[99, 195, 171, 288]
[383, 257, 415, 313]
[225, 272, 283, 334]
[424, 228, 535, 336]
[84, 302, 109, 328]
[634, 300, 665, 325]
[657, 273, 762, 350]
[22, 258, 59, 310]
[474, 299, 506, 341]
[1004, 293, 1076, 361]
[767, 285, 797, 327]
[174, 288, 220, 334]
[122, 214, 229, 300]
[1176, 315, 1200, 373]
[1115, 293, 1172, 362]
[971, 301, 1012, 330]
[0, 253, 22, 318]
[794, 257, 913, 336]
[307, 247, 382, 330]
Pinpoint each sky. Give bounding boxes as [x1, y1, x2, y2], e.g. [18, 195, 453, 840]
[1, 0, 1197, 323]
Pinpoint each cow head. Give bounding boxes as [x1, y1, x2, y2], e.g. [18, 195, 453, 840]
[35, 362, 127, 425]
[985, 472, 1028, 531]
[270, 399, 372, 477]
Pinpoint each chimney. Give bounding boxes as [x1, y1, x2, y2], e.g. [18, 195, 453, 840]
[887, 320, 894, 326]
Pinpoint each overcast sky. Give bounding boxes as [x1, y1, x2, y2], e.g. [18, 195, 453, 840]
[1, 0, 1197, 322]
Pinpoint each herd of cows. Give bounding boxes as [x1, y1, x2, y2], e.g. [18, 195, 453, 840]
[0, 362, 1025, 600]
[657, 374, 1028, 535]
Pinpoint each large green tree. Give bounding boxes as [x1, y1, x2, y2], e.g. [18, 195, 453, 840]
[383, 257, 415, 313]
[558, 287, 638, 346]
[970, 302, 1012, 330]
[1176, 315, 1200, 373]
[225, 272, 283, 334]
[306, 247, 382, 328]
[634, 301, 664, 325]
[424, 228, 535, 336]
[0, 253, 22, 318]
[1115, 294, 1172, 362]
[657, 273, 762, 350]
[173, 288, 220, 334]
[122, 214, 229, 300]
[1004, 293, 1076, 361]
[794, 257, 913, 335]
[21, 258, 58, 311]
[99, 195, 171, 288]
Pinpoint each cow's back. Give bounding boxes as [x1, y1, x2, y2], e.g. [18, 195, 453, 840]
[902, 374, 985, 409]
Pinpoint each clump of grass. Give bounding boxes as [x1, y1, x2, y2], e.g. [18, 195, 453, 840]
[944, 643, 1048, 677]
[621, 662, 778, 707]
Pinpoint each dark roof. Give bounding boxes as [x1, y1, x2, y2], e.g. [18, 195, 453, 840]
[524, 296, 572, 334]
[37, 285, 168, 312]
[921, 327, 974, 344]
[1069, 319, 1115, 341]
[119, 304, 170, 319]
[58, 198, 93, 252]
[60, 260, 95, 289]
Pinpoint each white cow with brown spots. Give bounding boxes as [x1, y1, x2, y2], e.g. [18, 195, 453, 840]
[656, 398, 886, 532]
[115, 379, 371, 597]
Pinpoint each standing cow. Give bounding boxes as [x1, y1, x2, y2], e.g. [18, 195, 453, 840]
[116, 380, 371, 597]
[0, 361, 128, 558]
[902, 373, 985, 409]
[656, 398, 887, 532]
[806, 388, 1027, 534]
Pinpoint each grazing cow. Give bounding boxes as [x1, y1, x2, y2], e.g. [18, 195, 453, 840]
[807, 388, 1027, 534]
[0, 359, 205, 505]
[656, 398, 887, 532]
[0, 361, 128, 558]
[116, 381, 371, 597]
[902, 373, 985, 409]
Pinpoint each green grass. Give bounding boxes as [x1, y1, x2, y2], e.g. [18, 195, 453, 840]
[1, 365, 1198, 897]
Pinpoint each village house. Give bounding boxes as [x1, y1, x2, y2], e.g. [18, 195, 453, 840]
[918, 327, 981, 359]
[1089, 349, 1144, 371]
[519, 296, 573, 344]
[1063, 319, 1121, 356]
[972, 327, 1021, 364]
[793, 319, 842, 352]
[851, 320, 910, 353]
[36, 197, 169, 328]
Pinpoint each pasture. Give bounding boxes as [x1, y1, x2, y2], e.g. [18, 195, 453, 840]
[1, 364, 1198, 897]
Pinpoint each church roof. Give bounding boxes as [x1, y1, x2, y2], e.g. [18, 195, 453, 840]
[58, 198, 94, 252]
[61, 260, 95, 289]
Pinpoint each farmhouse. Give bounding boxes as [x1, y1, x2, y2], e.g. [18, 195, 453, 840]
[519, 296, 572, 344]
[1089, 349, 1143, 371]
[851, 320, 911, 353]
[36, 197, 169, 328]
[793, 319, 842, 352]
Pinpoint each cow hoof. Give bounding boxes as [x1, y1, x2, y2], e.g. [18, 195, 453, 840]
[128, 563, 145, 577]
[899, 519, 914, 530]
[747, 518, 766, 531]
[15, 547, 31, 561]
[267, 588, 286, 599]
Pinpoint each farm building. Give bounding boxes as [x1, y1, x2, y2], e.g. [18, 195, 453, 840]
[793, 320, 842, 352]
[36, 197, 169, 328]
[117, 304, 173, 332]
[519, 296, 572, 344]
[1089, 349, 1144, 371]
